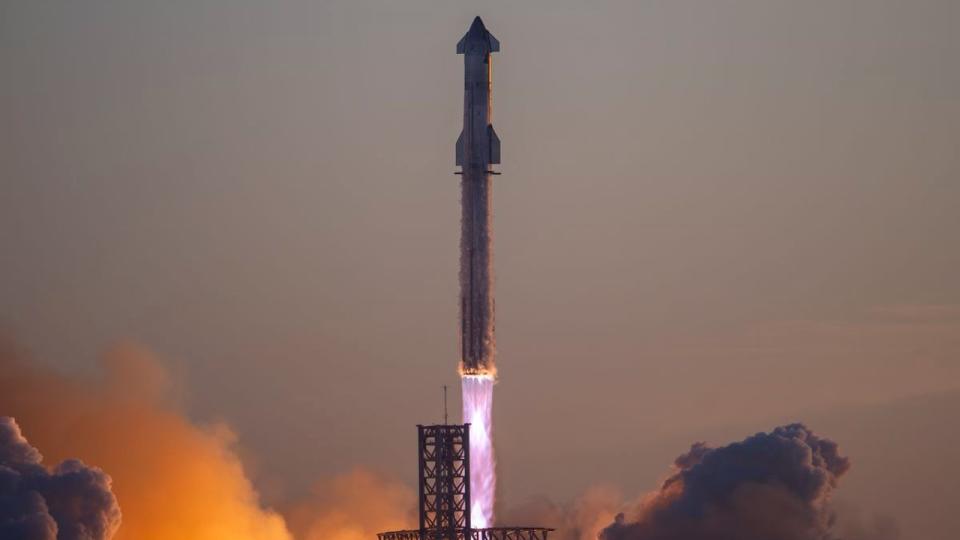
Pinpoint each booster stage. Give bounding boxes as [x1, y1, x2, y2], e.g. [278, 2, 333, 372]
[456, 16, 499, 378]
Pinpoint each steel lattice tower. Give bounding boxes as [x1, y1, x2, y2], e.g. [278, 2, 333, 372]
[419, 424, 471, 538]
[378, 423, 552, 540]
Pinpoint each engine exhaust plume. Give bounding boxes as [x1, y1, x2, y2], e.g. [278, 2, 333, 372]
[461, 373, 496, 528]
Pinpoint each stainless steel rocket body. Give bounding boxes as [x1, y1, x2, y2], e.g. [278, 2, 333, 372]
[456, 18, 500, 375]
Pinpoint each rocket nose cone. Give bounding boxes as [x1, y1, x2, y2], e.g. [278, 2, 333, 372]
[465, 16, 489, 42]
[470, 16, 486, 32]
[457, 16, 499, 54]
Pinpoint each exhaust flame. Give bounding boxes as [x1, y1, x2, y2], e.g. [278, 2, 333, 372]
[458, 363, 498, 378]
[461, 373, 496, 528]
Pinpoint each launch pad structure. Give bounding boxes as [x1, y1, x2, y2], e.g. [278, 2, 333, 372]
[377, 424, 553, 540]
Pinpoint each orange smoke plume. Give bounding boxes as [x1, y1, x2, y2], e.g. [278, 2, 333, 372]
[0, 340, 291, 540]
[0, 338, 419, 540]
[284, 468, 416, 540]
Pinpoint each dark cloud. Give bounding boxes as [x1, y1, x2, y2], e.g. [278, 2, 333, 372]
[0, 417, 121, 540]
[600, 424, 852, 540]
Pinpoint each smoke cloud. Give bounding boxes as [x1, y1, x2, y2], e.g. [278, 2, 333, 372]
[0, 340, 291, 540]
[0, 338, 419, 540]
[599, 423, 850, 540]
[284, 468, 415, 540]
[500, 486, 622, 540]
[504, 424, 881, 540]
[1, 337, 893, 540]
[0, 416, 122, 540]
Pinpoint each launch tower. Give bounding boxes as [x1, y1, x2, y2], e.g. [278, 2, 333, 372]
[377, 423, 553, 540]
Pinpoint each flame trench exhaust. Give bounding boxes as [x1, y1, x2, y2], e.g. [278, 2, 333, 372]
[455, 17, 501, 529]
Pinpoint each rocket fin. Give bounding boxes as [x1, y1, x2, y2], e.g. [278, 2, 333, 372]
[488, 125, 500, 164]
[456, 130, 465, 166]
[458, 33, 499, 54]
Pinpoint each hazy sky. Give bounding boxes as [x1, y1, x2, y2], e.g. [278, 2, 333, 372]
[2, 1, 958, 538]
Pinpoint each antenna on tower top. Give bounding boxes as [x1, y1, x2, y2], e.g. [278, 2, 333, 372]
[443, 385, 448, 424]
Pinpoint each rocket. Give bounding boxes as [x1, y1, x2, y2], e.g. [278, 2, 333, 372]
[456, 17, 500, 377]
